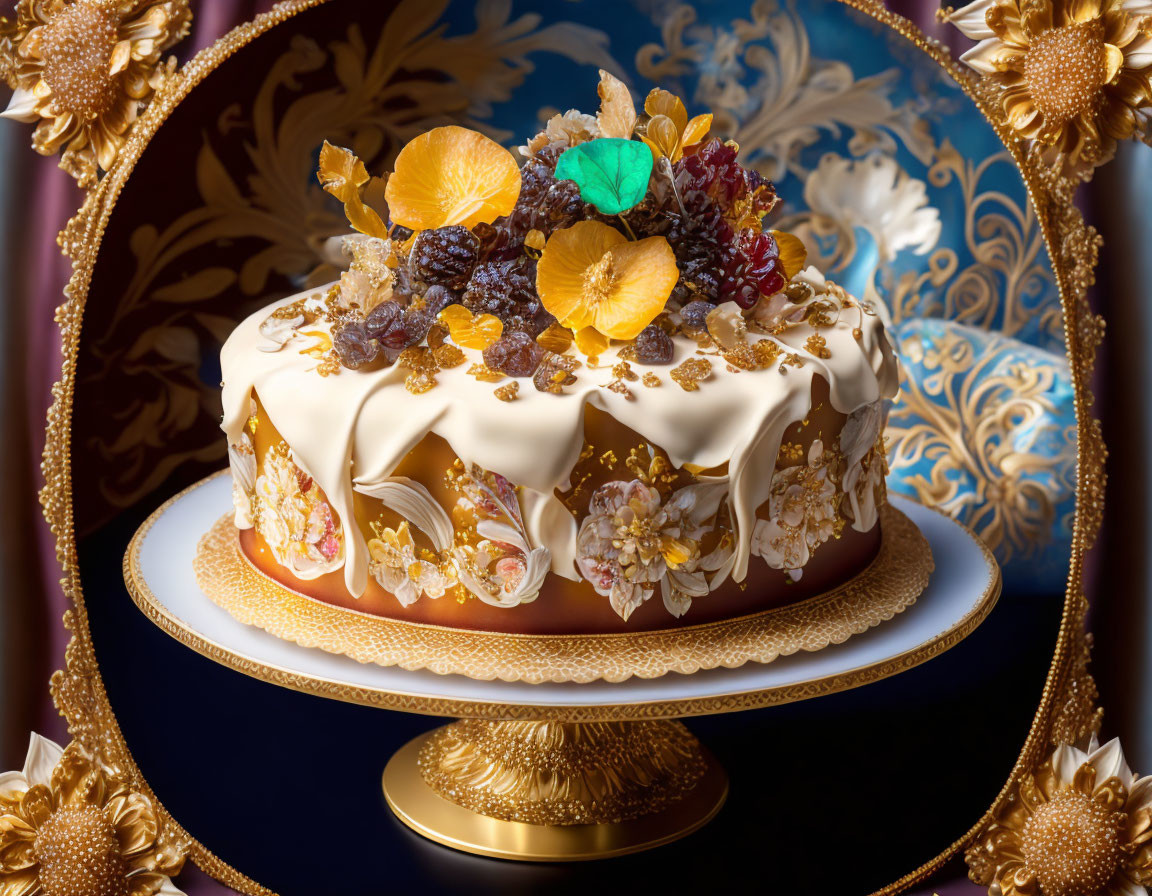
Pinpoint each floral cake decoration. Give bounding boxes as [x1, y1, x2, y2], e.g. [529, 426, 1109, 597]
[259, 70, 829, 396]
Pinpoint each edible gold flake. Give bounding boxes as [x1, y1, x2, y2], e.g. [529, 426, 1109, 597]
[405, 370, 437, 394]
[605, 379, 634, 398]
[467, 363, 506, 382]
[779, 442, 804, 464]
[670, 357, 712, 391]
[642, 372, 661, 388]
[434, 343, 465, 368]
[612, 361, 639, 381]
[805, 334, 832, 359]
[398, 346, 437, 371]
[494, 382, 519, 402]
[599, 450, 617, 466]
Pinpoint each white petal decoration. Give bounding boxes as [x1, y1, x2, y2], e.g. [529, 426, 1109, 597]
[1087, 737, 1132, 783]
[802, 154, 941, 264]
[156, 879, 189, 896]
[353, 476, 453, 551]
[942, 0, 998, 40]
[0, 770, 29, 801]
[959, 38, 1011, 76]
[476, 519, 529, 554]
[0, 87, 39, 121]
[21, 733, 65, 789]
[1124, 32, 1152, 69]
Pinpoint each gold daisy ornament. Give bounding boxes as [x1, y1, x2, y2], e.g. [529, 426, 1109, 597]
[0, 733, 186, 896]
[0, 0, 191, 187]
[943, 0, 1152, 175]
[966, 735, 1152, 896]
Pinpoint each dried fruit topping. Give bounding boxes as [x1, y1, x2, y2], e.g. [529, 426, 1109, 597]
[679, 300, 714, 335]
[720, 230, 785, 309]
[439, 304, 504, 350]
[675, 138, 745, 211]
[409, 225, 479, 290]
[634, 324, 675, 364]
[366, 301, 417, 350]
[462, 257, 539, 327]
[537, 220, 678, 342]
[483, 331, 545, 378]
[384, 125, 522, 230]
[534, 352, 580, 394]
[421, 284, 459, 316]
[333, 320, 380, 369]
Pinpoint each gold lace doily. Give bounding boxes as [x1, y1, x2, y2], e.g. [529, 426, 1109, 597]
[162, 503, 934, 684]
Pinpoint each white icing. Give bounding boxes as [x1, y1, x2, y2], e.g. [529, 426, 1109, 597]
[221, 266, 899, 599]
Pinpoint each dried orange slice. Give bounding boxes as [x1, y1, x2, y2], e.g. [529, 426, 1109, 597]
[537, 220, 678, 342]
[385, 126, 521, 230]
[439, 304, 504, 349]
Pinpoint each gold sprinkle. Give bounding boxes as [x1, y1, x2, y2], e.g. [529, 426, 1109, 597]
[853, 327, 863, 340]
[405, 371, 437, 394]
[434, 343, 465, 368]
[494, 382, 520, 402]
[599, 450, 618, 466]
[642, 372, 661, 388]
[611, 360, 639, 381]
[467, 362, 506, 382]
[805, 333, 832, 359]
[605, 379, 634, 398]
[670, 357, 712, 391]
[779, 442, 804, 464]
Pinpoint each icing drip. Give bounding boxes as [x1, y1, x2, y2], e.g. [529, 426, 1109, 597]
[221, 268, 899, 598]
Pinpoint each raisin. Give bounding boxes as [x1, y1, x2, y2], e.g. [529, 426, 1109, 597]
[409, 225, 479, 290]
[333, 320, 379, 369]
[483, 331, 545, 377]
[680, 300, 714, 334]
[721, 230, 785, 309]
[463, 257, 539, 324]
[634, 324, 675, 364]
[421, 284, 458, 316]
[366, 301, 404, 346]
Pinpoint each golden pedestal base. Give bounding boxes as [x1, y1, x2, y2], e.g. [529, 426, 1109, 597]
[383, 720, 729, 861]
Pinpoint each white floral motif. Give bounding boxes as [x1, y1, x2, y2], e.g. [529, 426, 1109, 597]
[254, 448, 344, 579]
[367, 521, 453, 607]
[228, 430, 257, 529]
[840, 400, 889, 532]
[576, 479, 731, 620]
[789, 154, 941, 272]
[750, 440, 839, 580]
[521, 108, 600, 157]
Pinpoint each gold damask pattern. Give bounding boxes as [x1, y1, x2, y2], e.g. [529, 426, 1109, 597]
[168, 502, 933, 684]
[887, 322, 1075, 570]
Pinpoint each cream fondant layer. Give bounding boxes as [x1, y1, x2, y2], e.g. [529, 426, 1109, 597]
[220, 268, 899, 599]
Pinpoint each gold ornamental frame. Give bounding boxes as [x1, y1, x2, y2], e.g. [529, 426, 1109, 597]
[35, 1, 1105, 893]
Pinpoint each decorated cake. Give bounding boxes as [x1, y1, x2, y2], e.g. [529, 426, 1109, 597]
[219, 73, 900, 636]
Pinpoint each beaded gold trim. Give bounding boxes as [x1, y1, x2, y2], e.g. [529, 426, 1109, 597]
[123, 490, 934, 684]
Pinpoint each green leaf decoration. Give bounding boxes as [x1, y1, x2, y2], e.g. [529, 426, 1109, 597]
[555, 138, 653, 216]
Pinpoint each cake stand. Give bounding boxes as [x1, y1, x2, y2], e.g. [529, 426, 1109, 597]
[124, 473, 999, 862]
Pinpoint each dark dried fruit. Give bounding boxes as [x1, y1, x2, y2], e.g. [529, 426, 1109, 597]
[483, 331, 545, 377]
[721, 230, 785, 309]
[634, 324, 674, 364]
[679, 300, 713, 334]
[409, 225, 479, 290]
[675, 138, 745, 211]
[333, 320, 379, 369]
[463, 257, 539, 326]
[365, 301, 410, 349]
[421, 284, 458, 316]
